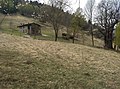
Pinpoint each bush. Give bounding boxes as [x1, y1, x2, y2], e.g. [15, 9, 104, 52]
[115, 23, 120, 46]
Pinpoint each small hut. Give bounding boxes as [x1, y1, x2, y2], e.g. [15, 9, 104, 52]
[17, 23, 42, 35]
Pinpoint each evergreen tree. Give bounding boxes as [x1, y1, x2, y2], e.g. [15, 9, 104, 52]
[0, 0, 17, 14]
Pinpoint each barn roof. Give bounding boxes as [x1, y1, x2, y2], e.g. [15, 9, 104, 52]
[17, 23, 41, 28]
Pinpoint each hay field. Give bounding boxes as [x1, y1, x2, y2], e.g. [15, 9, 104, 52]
[0, 33, 120, 89]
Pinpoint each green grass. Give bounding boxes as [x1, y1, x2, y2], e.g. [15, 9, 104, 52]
[0, 28, 24, 36]
[32, 27, 75, 43]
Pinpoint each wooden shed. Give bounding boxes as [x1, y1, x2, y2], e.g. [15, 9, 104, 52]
[17, 23, 42, 35]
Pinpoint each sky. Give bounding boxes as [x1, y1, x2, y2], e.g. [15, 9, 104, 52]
[31, 0, 101, 12]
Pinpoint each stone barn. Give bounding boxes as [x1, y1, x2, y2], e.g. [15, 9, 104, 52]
[17, 23, 42, 35]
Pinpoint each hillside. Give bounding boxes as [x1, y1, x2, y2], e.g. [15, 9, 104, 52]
[0, 14, 104, 47]
[0, 14, 34, 34]
[0, 32, 120, 89]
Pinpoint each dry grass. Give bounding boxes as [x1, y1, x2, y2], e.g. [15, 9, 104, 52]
[0, 32, 120, 89]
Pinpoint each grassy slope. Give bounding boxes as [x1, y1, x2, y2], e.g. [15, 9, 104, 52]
[0, 33, 120, 89]
[0, 14, 104, 47]
[0, 14, 35, 36]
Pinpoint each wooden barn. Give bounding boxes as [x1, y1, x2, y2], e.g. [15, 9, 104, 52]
[17, 23, 42, 35]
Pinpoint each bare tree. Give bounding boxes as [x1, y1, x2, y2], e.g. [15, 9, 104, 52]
[96, 0, 120, 49]
[84, 0, 95, 46]
[48, 0, 69, 41]
[71, 8, 86, 44]
[64, 11, 71, 34]
[71, 14, 79, 43]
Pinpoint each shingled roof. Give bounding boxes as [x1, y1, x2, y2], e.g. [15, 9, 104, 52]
[17, 23, 41, 28]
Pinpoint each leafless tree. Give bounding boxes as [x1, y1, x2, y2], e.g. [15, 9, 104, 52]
[96, 0, 120, 49]
[84, 0, 95, 46]
[48, 0, 69, 41]
[64, 11, 71, 34]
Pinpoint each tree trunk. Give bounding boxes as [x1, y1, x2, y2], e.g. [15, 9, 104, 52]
[108, 30, 113, 49]
[104, 30, 113, 49]
[55, 30, 58, 41]
[53, 24, 59, 41]
[55, 33, 58, 41]
[91, 30, 94, 46]
[104, 40, 113, 49]
[72, 37, 75, 43]
[107, 40, 113, 49]
[72, 29, 76, 43]
[91, 24, 94, 46]
[104, 35, 107, 48]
